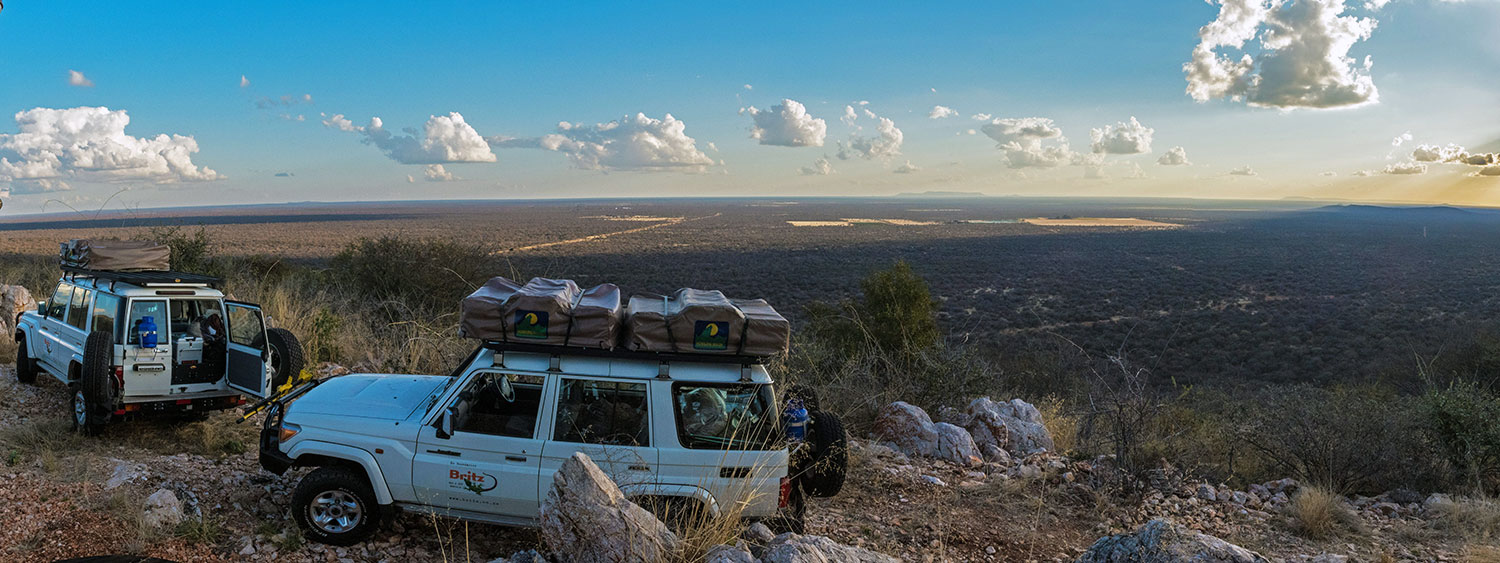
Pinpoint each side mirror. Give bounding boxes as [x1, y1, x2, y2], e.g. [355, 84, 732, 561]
[437, 407, 455, 439]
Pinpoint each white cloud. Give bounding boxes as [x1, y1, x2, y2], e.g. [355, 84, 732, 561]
[1391, 131, 1412, 147]
[1461, 153, 1497, 166]
[337, 112, 497, 165]
[980, 117, 1076, 169]
[837, 115, 904, 161]
[971, 113, 992, 121]
[406, 174, 415, 183]
[799, 156, 834, 176]
[743, 84, 753, 91]
[423, 164, 458, 181]
[928, 105, 958, 119]
[1320, 171, 1337, 176]
[1411, 144, 1465, 162]
[1185, 0, 1379, 110]
[240, 75, 250, 88]
[742, 99, 827, 147]
[1090, 117, 1154, 155]
[1157, 146, 1191, 166]
[1353, 169, 1374, 176]
[840, 106, 858, 127]
[491, 113, 713, 172]
[893, 161, 921, 173]
[1476, 166, 1500, 177]
[1383, 161, 1427, 175]
[68, 70, 94, 88]
[0, 106, 222, 190]
[1229, 165, 1257, 176]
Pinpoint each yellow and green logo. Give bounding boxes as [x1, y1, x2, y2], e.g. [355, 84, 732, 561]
[515, 310, 548, 339]
[693, 321, 729, 350]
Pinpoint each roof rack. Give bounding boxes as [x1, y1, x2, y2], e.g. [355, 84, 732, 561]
[480, 340, 768, 381]
[61, 265, 223, 289]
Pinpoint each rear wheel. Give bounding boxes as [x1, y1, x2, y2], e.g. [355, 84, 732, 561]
[292, 467, 382, 546]
[74, 331, 116, 436]
[264, 328, 304, 391]
[14, 334, 36, 384]
[798, 411, 848, 498]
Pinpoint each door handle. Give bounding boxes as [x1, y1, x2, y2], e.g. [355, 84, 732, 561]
[426, 449, 461, 457]
[505, 455, 527, 462]
[628, 465, 650, 471]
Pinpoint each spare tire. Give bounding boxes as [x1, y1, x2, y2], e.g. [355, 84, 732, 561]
[264, 327, 304, 391]
[74, 331, 115, 436]
[785, 384, 821, 413]
[798, 410, 848, 498]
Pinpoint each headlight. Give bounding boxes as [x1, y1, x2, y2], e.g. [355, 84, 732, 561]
[277, 423, 301, 443]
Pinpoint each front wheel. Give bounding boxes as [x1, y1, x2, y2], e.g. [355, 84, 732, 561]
[292, 467, 383, 546]
[15, 334, 37, 384]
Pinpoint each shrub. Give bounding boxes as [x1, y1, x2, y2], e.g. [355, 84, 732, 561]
[1285, 486, 1361, 539]
[330, 236, 494, 315]
[1428, 496, 1500, 543]
[1426, 382, 1500, 495]
[146, 225, 217, 275]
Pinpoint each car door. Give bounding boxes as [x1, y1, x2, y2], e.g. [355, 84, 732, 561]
[223, 301, 272, 399]
[539, 377, 659, 498]
[411, 371, 548, 518]
[37, 282, 75, 374]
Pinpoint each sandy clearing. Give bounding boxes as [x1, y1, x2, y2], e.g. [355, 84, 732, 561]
[1021, 217, 1182, 227]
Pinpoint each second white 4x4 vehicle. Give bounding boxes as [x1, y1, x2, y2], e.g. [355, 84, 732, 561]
[14, 263, 305, 434]
[257, 341, 847, 545]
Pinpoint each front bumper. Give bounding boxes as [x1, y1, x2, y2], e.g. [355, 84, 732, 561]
[258, 431, 294, 475]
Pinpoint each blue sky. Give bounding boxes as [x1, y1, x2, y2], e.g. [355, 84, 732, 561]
[1, 0, 1498, 213]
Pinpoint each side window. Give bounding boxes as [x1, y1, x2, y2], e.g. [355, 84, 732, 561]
[553, 379, 650, 447]
[227, 305, 264, 348]
[673, 384, 779, 450]
[66, 287, 91, 330]
[46, 283, 72, 319]
[454, 372, 546, 438]
[92, 294, 123, 340]
[126, 300, 168, 345]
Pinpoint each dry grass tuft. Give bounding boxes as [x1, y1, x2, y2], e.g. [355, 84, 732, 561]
[1430, 496, 1500, 542]
[1036, 395, 1078, 454]
[1285, 486, 1362, 539]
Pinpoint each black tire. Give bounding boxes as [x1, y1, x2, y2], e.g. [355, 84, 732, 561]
[292, 466, 383, 546]
[763, 485, 805, 535]
[265, 328, 304, 391]
[15, 334, 37, 384]
[786, 384, 821, 413]
[74, 331, 115, 436]
[798, 411, 848, 498]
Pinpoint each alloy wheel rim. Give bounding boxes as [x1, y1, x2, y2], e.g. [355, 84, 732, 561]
[267, 342, 281, 384]
[73, 391, 87, 427]
[308, 490, 362, 534]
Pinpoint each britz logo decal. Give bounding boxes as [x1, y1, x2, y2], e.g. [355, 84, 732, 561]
[693, 320, 729, 350]
[450, 469, 498, 494]
[514, 310, 548, 340]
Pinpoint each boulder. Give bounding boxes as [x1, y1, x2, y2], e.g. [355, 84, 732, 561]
[872, 402, 939, 457]
[744, 522, 776, 545]
[762, 532, 900, 563]
[964, 397, 1055, 456]
[933, 422, 982, 466]
[981, 443, 1013, 466]
[706, 543, 758, 563]
[1195, 483, 1218, 502]
[143, 489, 184, 529]
[1075, 519, 1269, 563]
[539, 452, 678, 563]
[0, 285, 36, 336]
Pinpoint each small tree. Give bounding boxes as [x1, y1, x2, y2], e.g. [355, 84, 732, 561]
[858, 260, 940, 359]
[1426, 381, 1500, 495]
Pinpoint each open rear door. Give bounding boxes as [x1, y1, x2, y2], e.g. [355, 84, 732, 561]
[225, 301, 273, 399]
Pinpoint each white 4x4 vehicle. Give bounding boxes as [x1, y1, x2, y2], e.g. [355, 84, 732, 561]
[258, 342, 847, 546]
[12, 266, 304, 434]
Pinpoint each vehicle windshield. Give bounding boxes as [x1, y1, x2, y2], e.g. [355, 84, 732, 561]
[672, 383, 779, 451]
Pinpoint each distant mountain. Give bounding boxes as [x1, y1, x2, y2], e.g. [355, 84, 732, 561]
[892, 191, 987, 198]
[1311, 204, 1479, 216]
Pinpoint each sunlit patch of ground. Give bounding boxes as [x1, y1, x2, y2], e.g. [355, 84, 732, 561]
[580, 215, 684, 222]
[1021, 217, 1182, 227]
[787, 218, 944, 227]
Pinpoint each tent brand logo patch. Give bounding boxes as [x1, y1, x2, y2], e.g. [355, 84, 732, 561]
[450, 469, 498, 494]
[693, 321, 729, 350]
[514, 310, 548, 339]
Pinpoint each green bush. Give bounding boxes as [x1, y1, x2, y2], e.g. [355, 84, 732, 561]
[146, 225, 218, 275]
[329, 236, 494, 315]
[1426, 382, 1500, 495]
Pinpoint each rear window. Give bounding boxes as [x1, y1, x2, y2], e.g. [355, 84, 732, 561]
[554, 379, 650, 447]
[672, 383, 779, 451]
[126, 300, 168, 345]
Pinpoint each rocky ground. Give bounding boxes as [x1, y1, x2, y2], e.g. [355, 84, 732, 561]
[0, 362, 1493, 562]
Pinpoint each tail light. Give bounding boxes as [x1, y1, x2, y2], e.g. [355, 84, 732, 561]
[778, 477, 792, 508]
[111, 366, 124, 389]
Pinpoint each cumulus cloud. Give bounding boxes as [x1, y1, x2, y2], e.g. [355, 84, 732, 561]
[1412, 144, 1465, 162]
[743, 84, 753, 91]
[68, 70, 94, 88]
[928, 106, 958, 119]
[240, 75, 250, 88]
[1320, 171, 1337, 176]
[837, 114, 904, 161]
[742, 99, 827, 147]
[980, 117, 1076, 169]
[893, 161, 921, 173]
[423, 164, 458, 181]
[1353, 169, 1374, 176]
[1157, 146, 1192, 166]
[491, 113, 713, 172]
[1184, 0, 1379, 109]
[1477, 166, 1500, 177]
[971, 113, 992, 121]
[1383, 161, 1426, 175]
[337, 112, 497, 165]
[840, 106, 858, 127]
[1229, 165, 1257, 176]
[1391, 131, 1412, 147]
[0, 106, 223, 191]
[1090, 117, 1154, 155]
[799, 156, 834, 176]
